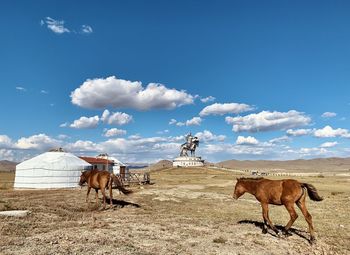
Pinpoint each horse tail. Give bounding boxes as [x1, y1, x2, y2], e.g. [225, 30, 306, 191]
[111, 174, 133, 195]
[301, 183, 323, 201]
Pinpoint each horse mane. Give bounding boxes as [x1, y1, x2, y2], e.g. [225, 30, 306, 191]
[238, 177, 265, 181]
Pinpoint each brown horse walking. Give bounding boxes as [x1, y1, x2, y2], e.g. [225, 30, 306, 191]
[233, 177, 323, 243]
[79, 169, 132, 209]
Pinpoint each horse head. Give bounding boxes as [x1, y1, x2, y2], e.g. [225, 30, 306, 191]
[79, 171, 88, 186]
[232, 178, 246, 200]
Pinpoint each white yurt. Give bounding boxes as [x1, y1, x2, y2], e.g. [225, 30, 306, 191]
[14, 151, 92, 189]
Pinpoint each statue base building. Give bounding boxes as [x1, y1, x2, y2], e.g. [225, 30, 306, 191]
[173, 156, 204, 167]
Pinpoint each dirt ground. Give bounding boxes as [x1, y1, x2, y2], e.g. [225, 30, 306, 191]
[0, 167, 349, 255]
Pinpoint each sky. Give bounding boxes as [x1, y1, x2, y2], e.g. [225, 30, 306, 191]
[1, 0, 350, 163]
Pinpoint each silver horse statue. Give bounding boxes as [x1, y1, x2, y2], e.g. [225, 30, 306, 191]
[180, 134, 199, 157]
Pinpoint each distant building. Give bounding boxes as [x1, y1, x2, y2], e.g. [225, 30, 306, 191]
[80, 155, 128, 180]
[79, 156, 114, 172]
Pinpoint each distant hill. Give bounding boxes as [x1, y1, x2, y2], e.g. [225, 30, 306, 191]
[0, 160, 17, 172]
[150, 160, 173, 171]
[216, 157, 350, 172]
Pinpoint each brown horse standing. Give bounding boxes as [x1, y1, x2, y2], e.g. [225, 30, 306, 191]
[79, 170, 132, 209]
[233, 177, 323, 243]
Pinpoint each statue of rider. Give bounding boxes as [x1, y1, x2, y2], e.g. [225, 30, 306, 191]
[180, 132, 193, 157]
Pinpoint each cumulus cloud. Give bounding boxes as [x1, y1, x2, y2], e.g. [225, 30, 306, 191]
[71, 76, 194, 110]
[0, 149, 15, 161]
[70, 116, 99, 129]
[199, 103, 253, 116]
[194, 130, 226, 143]
[313, 125, 350, 138]
[81, 25, 93, 34]
[15, 134, 61, 150]
[42, 17, 70, 34]
[200, 96, 216, 103]
[321, 112, 337, 118]
[0, 135, 13, 149]
[320, 141, 338, 148]
[169, 117, 202, 126]
[226, 110, 311, 133]
[66, 140, 98, 152]
[103, 128, 127, 137]
[286, 128, 314, 136]
[236, 136, 259, 145]
[101, 110, 133, 125]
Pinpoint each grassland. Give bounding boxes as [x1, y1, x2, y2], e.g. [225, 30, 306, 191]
[0, 167, 349, 255]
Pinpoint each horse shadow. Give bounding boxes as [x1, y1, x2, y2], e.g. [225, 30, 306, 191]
[237, 219, 310, 242]
[105, 198, 141, 209]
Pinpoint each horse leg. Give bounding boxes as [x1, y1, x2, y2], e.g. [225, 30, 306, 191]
[101, 187, 107, 210]
[95, 189, 99, 208]
[86, 186, 91, 204]
[109, 181, 113, 208]
[261, 202, 279, 235]
[283, 202, 298, 236]
[296, 196, 315, 244]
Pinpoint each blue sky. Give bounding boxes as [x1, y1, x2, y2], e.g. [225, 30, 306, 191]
[1, 0, 350, 163]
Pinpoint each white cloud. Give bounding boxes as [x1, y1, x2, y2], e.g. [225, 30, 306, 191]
[320, 141, 338, 148]
[15, 134, 61, 150]
[66, 140, 98, 152]
[40, 90, 49, 94]
[169, 117, 202, 126]
[42, 17, 70, 34]
[16, 86, 26, 92]
[169, 119, 177, 125]
[156, 129, 169, 135]
[269, 135, 290, 144]
[70, 116, 99, 129]
[185, 117, 202, 126]
[297, 147, 329, 156]
[0, 149, 15, 161]
[226, 110, 311, 133]
[200, 96, 216, 103]
[286, 128, 314, 136]
[81, 25, 93, 34]
[176, 122, 185, 126]
[103, 128, 127, 137]
[59, 122, 69, 128]
[101, 110, 133, 125]
[195, 130, 226, 143]
[314, 125, 350, 138]
[71, 76, 194, 110]
[199, 103, 253, 116]
[236, 135, 259, 145]
[321, 112, 337, 118]
[0, 135, 13, 149]
[57, 134, 69, 140]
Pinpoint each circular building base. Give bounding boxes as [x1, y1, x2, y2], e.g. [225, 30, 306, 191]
[173, 156, 204, 167]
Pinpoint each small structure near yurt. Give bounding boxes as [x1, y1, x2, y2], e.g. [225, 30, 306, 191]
[79, 156, 114, 172]
[14, 150, 92, 189]
[80, 154, 129, 180]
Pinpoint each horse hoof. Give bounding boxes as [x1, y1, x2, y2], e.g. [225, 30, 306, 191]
[310, 237, 316, 245]
[262, 229, 268, 234]
[283, 231, 292, 237]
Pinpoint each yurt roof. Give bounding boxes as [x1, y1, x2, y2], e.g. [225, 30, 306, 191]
[17, 151, 91, 170]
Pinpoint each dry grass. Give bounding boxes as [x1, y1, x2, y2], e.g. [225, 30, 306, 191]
[0, 172, 14, 189]
[0, 167, 349, 255]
